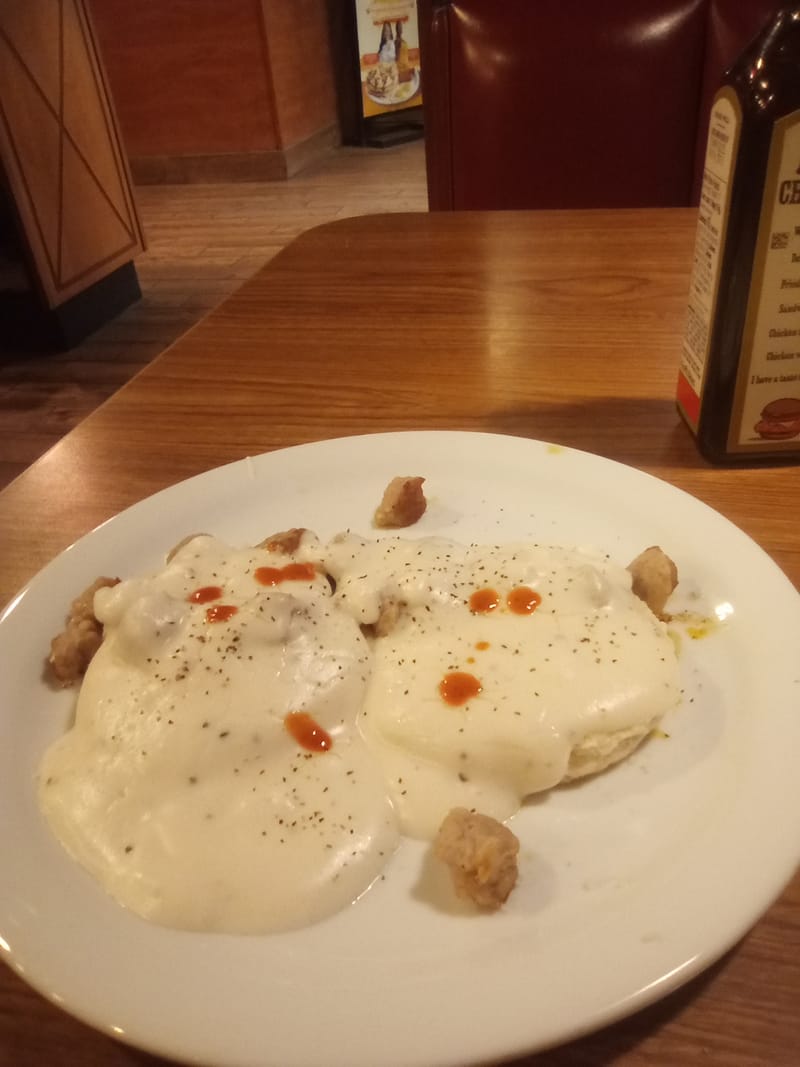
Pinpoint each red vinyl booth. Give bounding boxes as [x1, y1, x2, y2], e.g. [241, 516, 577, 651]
[419, 0, 779, 209]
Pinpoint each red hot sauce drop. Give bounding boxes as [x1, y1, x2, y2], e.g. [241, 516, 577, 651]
[439, 671, 482, 706]
[205, 604, 238, 623]
[188, 585, 223, 604]
[255, 562, 317, 586]
[507, 586, 542, 615]
[284, 711, 332, 752]
[469, 588, 500, 614]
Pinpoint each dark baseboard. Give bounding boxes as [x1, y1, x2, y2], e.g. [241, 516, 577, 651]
[52, 261, 141, 348]
[130, 124, 341, 185]
[0, 261, 141, 353]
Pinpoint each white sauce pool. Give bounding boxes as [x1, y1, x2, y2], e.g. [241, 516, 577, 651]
[39, 536, 398, 934]
[326, 535, 680, 838]
[39, 533, 680, 932]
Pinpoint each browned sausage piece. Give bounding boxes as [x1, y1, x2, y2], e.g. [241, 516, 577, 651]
[434, 807, 520, 909]
[373, 476, 427, 529]
[48, 576, 120, 687]
[627, 546, 678, 621]
[256, 528, 308, 554]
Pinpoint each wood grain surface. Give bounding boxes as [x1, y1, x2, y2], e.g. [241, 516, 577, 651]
[0, 208, 798, 1066]
[0, 140, 428, 489]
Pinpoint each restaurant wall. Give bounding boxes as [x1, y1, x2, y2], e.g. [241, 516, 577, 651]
[259, 0, 338, 147]
[87, 0, 339, 182]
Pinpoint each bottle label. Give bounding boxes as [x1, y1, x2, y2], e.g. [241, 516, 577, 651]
[728, 108, 800, 451]
[677, 88, 741, 430]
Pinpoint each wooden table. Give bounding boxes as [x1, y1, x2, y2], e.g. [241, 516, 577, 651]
[1, 210, 798, 1066]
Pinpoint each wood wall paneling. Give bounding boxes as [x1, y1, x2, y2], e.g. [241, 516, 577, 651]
[89, 0, 280, 156]
[259, 0, 338, 147]
[87, 0, 340, 182]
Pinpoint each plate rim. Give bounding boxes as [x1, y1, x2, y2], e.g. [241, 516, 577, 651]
[1, 430, 799, 1067]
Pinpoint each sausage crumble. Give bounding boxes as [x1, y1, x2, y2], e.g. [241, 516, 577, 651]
[434, 807, 520, 909]
[48, 576, 120, 687]
[374, 476, 427, 529]
[627, 546, 678, 620]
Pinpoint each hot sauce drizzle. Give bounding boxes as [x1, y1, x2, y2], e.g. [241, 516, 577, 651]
[205, 604, 238, 623]
[284, 711, 332, 752]
[507, 586, 542, 615]
[188, 585, 223, 604]
[255, 562, 317, 586]
[439, 671, 482, 706]
[469, 588, 500, 614]
[469, 586, 542, 615]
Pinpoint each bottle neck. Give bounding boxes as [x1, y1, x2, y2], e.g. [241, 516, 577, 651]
[727, 6, 800, 112]
[765, 7, 800, 41]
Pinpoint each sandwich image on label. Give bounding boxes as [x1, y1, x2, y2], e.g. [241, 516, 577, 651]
[754, 397, 800, 440]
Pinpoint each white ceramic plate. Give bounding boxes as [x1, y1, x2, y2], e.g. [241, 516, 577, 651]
[1, 431, 799, 1067]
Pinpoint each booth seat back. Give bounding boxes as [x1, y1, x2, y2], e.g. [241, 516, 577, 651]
[420, 0, 778, 210]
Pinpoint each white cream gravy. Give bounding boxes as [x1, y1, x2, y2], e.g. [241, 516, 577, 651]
[39, 532, 680, 932]
[39, 535, 398, 934]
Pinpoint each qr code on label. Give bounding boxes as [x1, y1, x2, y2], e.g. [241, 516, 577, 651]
[771, 231, 789, 249]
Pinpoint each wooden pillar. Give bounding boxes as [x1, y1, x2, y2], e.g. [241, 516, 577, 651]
[0, 0, 144, 347]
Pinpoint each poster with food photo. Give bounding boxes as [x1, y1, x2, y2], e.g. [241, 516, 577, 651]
[355, 0, 422, 118]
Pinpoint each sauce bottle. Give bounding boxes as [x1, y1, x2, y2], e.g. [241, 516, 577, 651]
[677, 6, 800, 463]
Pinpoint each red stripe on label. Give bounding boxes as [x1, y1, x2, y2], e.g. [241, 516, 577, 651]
[676, 371, 700, 429]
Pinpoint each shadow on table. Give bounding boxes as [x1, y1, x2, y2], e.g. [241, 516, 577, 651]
[0, 290, 60, 355]
[482, 396, 709, 473]
[516, 954, 730, 1066]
